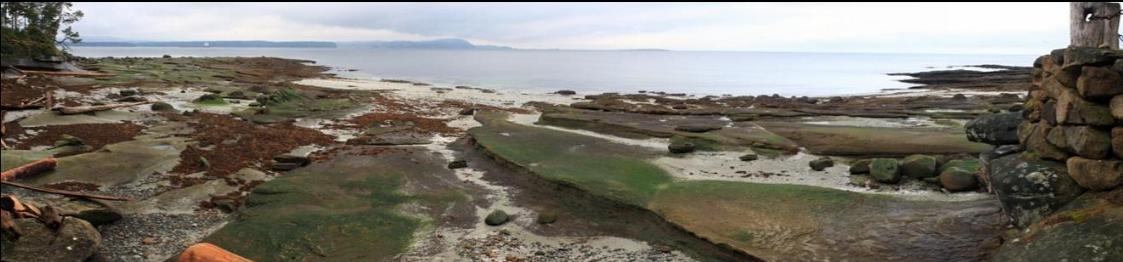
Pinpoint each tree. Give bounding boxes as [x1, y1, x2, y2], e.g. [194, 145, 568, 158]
[1, 2, 84, 59]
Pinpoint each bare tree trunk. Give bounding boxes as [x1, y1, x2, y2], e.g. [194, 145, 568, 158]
[1071, 2, 1121, 49]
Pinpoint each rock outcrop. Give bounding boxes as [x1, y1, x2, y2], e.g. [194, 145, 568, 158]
[965, 112, 1021, 145]
[989, 154, 1084, 228]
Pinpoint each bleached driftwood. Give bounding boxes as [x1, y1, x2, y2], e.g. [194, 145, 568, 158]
[54, 101, 150, 115]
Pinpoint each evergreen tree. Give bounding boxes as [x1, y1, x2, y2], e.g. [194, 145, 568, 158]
[1, 2, 83, 59]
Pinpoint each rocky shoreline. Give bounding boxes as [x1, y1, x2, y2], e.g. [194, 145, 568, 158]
[1, 53, 1116, 261]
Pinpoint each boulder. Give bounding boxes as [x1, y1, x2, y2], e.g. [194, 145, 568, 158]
[1062, 47, 1120, 67]
[994, 192, 1123, 262]
[1046, 126, 1111, 159]
[1, 218, 100, 262]
[151, 102, 176, 112]
[447, 160, 468, 169]
[988, 154, 1084, 228]
[1112, 95, 1123, 120]
[939, 159, 982, 174]
[964, 112, 1021, 145]
[484, 210, 509, 226]
[939, 167, 979, 192]
[1076, 66, 1123, 99]
[674, 125, 722, 133]
[1022, 122, 1070, 161]
[809, 157, 834, 171]
[668, 141, 695, 154]
[177, 243, 252, 262]
[739, 152, 758, 162]
[1114, 127, 1123, 159]
[1056, 89, 1115, 126]
[900, 154, 938, 179]
[869, 158, 900, 184]
[1066, 157, 1123, 191]
[849, 159, 872, 174]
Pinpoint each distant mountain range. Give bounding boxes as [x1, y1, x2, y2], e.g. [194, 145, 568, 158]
[338, 38, 512, 50]
[75, 38, 513, 50]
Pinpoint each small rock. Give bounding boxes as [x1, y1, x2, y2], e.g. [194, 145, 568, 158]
[119, 89, 138, 97]
[739, 153, 758, 162]
[213, 199, 239, 213]
[151, 102, 176, 112]
[555, 90, 577, 95]
[965, 112, 1021, 145]
[459, 108, 476, 116]
[809, 157, 834, 171]
[271, 162, 303, 171]
[673, 125, 722, 133]
[668, 141, 695, 154]
[448, 160, 468, 169]
[142, 237, 158, 245]
[671, 105, 689, 110]
[952, 94, 967, 100]
[485, 210, 509, 226]
[53, 134, 84, 148]
[849, 159, 872, 174]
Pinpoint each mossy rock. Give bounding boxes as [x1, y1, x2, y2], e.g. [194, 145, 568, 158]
[193, 94, 227, 105]
[849, 159, 872, 174]
[536, 211, 558, 224]
[939, 159, 981, 173]
[900, 154, 938, 179]
[485, 210, 510, 226]
[870, 158, 900, 184]
[809, 157, 834, 171]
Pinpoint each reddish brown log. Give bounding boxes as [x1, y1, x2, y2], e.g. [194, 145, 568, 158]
[0, 157, 57, 182]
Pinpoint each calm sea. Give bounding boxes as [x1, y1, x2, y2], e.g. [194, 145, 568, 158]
[72, 47, 1036, 97]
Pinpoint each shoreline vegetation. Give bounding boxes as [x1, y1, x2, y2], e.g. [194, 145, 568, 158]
[0, 51, 1117, 262]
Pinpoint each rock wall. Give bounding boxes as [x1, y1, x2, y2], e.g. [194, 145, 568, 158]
[1024, 47, 1123, 192]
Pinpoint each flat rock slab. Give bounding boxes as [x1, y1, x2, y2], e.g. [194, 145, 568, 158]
[539, 108, 799, 152]
[22, 137, 187, 187]
[204, 146, 476, 261]
[758, 121, 992, 156]
[471, 111, 1006, 261]
[18, 110, 149, 127]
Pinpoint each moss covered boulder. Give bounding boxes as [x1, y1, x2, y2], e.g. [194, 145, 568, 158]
[900, 154, 938, 179]
[869, 158, 900, 184]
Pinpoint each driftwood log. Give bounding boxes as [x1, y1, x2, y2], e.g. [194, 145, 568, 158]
[54, 101, 150, 115]
[1071, 2, 1121, 49]
[0, 157, 57, 181]
[1, 181, 132, 201]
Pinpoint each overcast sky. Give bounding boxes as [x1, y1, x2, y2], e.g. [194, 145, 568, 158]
[73, 2, 1074, 54]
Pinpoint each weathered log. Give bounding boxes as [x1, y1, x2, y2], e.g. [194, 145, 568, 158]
[0, 181, 132, 201]
[53, 101, 150, 115]
[0, 157, 57, 181]
[1071, 2, 1121, 49]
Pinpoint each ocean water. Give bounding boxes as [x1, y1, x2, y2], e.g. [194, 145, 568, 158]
[72, 47, 1036, 96]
